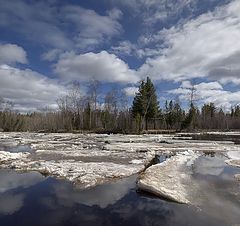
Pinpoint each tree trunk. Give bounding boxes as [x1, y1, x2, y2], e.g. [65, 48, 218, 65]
[89, 110, 92, 129]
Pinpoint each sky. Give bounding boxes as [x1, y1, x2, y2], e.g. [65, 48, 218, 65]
[0, 0, 240, 112]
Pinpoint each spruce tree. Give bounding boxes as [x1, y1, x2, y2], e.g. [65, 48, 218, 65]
[144, 77, 159, 129]
[131, 80, 146, 118]
[181, 103, 198, 131]
[132, 80, 146, 132]
[131, 77, 159, 131]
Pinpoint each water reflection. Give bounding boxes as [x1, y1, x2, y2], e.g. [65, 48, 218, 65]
[191, 155, 240, 225]
[193, 155, 226, 176]
[0, 169, 44, 193]
[0, 155, 239, 226]
[52, 176, 136, 208]
[0, 194, 24, 215]
[0, 170, 44, 216]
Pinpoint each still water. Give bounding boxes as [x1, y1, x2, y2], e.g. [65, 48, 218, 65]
[0, 144, 33, 153]
[0, 155, 239, 226]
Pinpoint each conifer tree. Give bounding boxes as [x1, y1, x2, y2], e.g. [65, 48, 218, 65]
[132, 80, 146, 132]
[131, 77, 159, 131]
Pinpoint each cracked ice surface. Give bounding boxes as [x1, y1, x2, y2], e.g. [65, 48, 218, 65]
[0, 151, 144, 189]
[1, 132, 240, 190]
[0, 133, 157, 188]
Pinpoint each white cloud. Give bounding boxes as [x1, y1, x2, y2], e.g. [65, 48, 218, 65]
[136, 48, 163, 59]
[111, 41, 136, 56]
[0, 1, 122, 51]
[107, 8, 123, 20]
[62, 6, 122, 49]
[0, 44, 27, 65]
[141, 0, 195, 25]
[0, 64, 67, 112]
[123, 86, 139, 97]
[138, 0, 240, 84]
[169, 81, 240, 110]
[180, 80, 193, 89]
[41, 49, 63, 62]
[107, 0, 222, 26]
[0, 0, 73, 49]
[195, 82, 223, 91]
[111, 41, 160, 59]
[54, 51, 139, 83]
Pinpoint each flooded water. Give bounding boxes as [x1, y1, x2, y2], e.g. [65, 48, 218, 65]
[0, 144, 33, 153]
[0, 154, 239, 226]
[185, 133, 240, 144]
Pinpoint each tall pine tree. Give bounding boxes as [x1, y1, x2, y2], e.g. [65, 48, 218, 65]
[131, 77, 159, 131]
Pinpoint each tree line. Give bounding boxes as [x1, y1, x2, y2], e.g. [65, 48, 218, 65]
[0, 78, 240, 133]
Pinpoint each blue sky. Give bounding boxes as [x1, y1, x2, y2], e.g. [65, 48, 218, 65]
[0, 0, 240, 112]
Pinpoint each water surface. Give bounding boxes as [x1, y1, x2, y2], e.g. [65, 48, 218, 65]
[0, 154, 239, 226]
[0, 144, 33, 153]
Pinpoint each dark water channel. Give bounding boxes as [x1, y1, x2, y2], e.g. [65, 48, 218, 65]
[0, 154, 240, 226]
[180, 133, 240, 144]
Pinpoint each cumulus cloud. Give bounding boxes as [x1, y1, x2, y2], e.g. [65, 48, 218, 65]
[123, 86, 139, 97]
[138, 0, 240, 84]
[54, 51, 139, 83]
[0, 65, 67, 112]
[1, 0, 239, 111]
[0, 43, 27, 65]
[169, 81, 240, 110]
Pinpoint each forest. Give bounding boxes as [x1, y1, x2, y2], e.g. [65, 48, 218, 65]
[0, 77, 240, 133]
